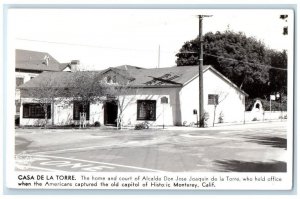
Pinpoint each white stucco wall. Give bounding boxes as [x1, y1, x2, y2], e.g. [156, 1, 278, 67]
[15, 71, 40, 104]
[204, 69, 246, 125]
[16, 71, 40, 85]
[120, 87, 181, 126]
[179, 69, 246, 126]
[20, 98, 53, 126]
[20, 98, 105, 126]
[20, 87, 181, 127]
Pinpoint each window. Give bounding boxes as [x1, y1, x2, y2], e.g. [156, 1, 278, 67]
[106, 75, 117, 84]
[106, 76, 112, 83]
[73, 101, 90, 120]
[23, 103, 51, 119]
[112, 75, 117, 83]
[137, 100, 156, 121]
[16, 77, 24, 87]
[208, 94, 219, 105]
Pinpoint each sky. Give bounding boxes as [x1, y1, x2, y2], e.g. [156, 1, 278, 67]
[8, 9, 292, 70]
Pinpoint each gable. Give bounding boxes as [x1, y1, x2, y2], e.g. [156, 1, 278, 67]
[100, 69, 132, 85]
[207, 67, 248, 96]
[182, 67, 247, 97]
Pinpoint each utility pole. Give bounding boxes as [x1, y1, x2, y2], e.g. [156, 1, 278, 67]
[157, 45, 160, 68]
[198, 15, 211, 128]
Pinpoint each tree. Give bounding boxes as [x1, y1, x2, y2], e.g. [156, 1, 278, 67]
[71, 68, 137, 129]
[20, 72, 67, 128]
[69, 71, 107, 127]
[268, 50, 287, 95]
[70, 72, 104, 104]
[210, 91, 228, 127]
[267, 49, 287, 112]
[101, 83, 137, 129]
[176, 31, 272, 98]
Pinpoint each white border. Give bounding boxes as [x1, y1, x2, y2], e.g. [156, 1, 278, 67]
[1, 1, 298, 199]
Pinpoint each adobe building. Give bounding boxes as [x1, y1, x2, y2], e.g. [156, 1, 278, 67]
[19, 65, 248, 127]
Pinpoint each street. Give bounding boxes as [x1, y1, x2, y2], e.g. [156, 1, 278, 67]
[15, 121, 287, 172]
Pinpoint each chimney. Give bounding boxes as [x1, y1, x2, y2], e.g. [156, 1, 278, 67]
[43, 55, 50, 66]
[70, 60, 80, 72]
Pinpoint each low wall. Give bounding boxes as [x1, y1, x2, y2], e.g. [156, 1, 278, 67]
[245, 111, 287, 122]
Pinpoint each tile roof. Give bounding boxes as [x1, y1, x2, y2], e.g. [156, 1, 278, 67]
[126, 65, 208, 87]
[15, 49, 67, 72]
[20, 71, 103, 88]
[20, 65, 206, 88]
[20, 64, 247, 96]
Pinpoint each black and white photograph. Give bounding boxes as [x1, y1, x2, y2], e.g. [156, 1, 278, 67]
[5, 8, 294, 190]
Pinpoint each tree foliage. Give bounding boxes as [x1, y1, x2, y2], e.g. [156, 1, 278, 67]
[176, 30, 287, 98]
[268, 50, 287, 94]
[21, 73, 67, 127]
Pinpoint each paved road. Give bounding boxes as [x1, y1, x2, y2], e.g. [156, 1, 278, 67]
[15, 122, 287, 172]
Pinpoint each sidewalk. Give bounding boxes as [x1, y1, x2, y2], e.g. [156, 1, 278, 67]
[15, 119, 287, 133]
[162, 119, 287, 131]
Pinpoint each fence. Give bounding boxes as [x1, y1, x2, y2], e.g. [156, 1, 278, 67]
[244, 111, 287, 122]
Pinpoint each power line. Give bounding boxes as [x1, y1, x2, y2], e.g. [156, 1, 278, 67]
[17, 38, 288, 71]
[178, 51, 287, 71]
[16, 38, 174, 53]
[204, 53, 288, 71]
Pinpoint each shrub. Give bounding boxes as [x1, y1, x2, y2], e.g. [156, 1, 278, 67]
[94, 121, 101, 127]
[134, 122, 149, 130]
[279, 114, 288, 119]
[218, 111, 224, 123]
[252, 117, 258, 121]
[200, 112, 209, 127]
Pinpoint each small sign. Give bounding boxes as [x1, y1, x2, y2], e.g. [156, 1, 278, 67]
[161, 97, 168, 104]
[193, 109, 197, 115]
[270, 95, 276, 100]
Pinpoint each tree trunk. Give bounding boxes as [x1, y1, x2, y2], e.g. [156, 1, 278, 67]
[44, 105, 48, 128]
[118, 109, 122, 130]
[51, 99, 54, 126]
[213, 105, 217, 127]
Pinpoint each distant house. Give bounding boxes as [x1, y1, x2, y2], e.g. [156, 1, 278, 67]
[19, 65, 248, 127]
[15, 49, 73, 122]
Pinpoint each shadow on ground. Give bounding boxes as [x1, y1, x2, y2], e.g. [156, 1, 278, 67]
[244, 136, 287, 150]
[15, 137, 32, 154]
[215, 160, 287, 172]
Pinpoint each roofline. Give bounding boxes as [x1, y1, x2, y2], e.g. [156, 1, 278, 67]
[15, 67, 62, 72]
[129, 85, 182, 88]
[20, 84, 183, 89]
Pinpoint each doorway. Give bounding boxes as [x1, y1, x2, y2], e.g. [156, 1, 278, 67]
[104, 101, 118, 126]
